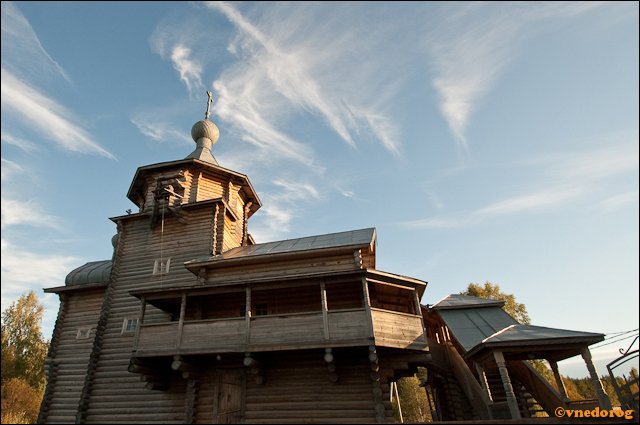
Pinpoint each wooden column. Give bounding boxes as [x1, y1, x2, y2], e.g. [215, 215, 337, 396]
[176, 292, 187, 348]
[493, 351, 521, 419]
[548, 360, 569, 401]
[133, 296, 146, 350]
[475, 362, 493, 403]
[245, 287, 252, 344]
[369, 345, 385, 423]
[320, 282, 329, 340]
[581, 347, 612, 409]
[392, 381, 404, 423]
[361, 278, 375, 339]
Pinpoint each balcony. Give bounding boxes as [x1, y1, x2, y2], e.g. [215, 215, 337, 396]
[131, 273, 428, 358]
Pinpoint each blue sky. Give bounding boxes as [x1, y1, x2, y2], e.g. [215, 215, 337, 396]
[1, 1, 638, 378]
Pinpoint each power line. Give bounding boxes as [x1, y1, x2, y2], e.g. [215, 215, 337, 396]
[604, 328, 639, 338]
[590, 333, 639, 350]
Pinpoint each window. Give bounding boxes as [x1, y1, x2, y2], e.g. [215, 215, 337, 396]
[153, 258, 171, 275]
[76, 327, 91, 339]
[254, 304, 268, 316]
[122, 317, 139, 334]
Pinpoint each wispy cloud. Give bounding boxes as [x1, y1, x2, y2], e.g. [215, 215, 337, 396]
[200, 2, 406, 160]
[0, 1, 71, 83]
[1, 68, 115, 159]
[0, 239, 78, 334]
[1, 158, 24, 180]
[427, 2, 607, 154]
[1, 197, 62, 230]
[402, 140, 638, 228]
[170, 44, 203, 97]
[1, 131, 38, 152]
[250, 178, 322, 241]
[593, 191, 639, 213]
[131, 116, 193, 145]
[475, 186, 583, 217]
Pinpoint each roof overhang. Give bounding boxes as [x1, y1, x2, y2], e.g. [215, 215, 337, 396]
[126, 158, 261, 217]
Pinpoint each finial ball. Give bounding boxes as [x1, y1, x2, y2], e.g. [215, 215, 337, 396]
[191, 119, 219, 144]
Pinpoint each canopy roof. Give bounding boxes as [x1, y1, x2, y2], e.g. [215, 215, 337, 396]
[433, 294, 605, 362]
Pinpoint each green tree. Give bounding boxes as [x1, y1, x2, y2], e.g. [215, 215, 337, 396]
[1, 291, 48, 388]
[1, 291, 49, 424]
[393, 374, 433, 423]
[462, 282, 530, 324]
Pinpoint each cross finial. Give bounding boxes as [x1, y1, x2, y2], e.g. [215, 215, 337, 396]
[205, 91, 213, 120]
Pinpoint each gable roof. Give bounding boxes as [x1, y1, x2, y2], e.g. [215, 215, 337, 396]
[185, 227, 376, 269]
[431, 293, 505, 310]
[437, 305, 518, 352]
[225, 227, 375, 259]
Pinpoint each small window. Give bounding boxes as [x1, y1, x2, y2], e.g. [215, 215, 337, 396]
[122, 317, 139, 334]
[254, 304, 268, 316]
[76, 327, 91, 339]
[153, 258, 171, 275]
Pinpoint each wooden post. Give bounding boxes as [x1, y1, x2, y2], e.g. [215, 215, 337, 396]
[493, 351, 521, 419]
[133, 296, 146, 350]
[581, 347, 612, 409]
[475, 362, 493, 403]
[177, 292, 187, 348]
[392, 381, 404, 423]
[245, 286, 252, 344]
[361, 278, 375, 340]
[413, 291, 428, 343]
[320, 282, 329, 340]
[548, 360, 569, 401]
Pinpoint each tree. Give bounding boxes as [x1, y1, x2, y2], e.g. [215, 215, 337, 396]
[1, 291, 48, 425]
[1, 291, 48, 388]
[462, 281, 530, 324]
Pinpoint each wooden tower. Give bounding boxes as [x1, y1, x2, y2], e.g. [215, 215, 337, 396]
[39, 93, 431, 424]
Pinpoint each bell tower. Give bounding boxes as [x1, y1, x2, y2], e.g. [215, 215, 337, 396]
[125, 91, 261, 255]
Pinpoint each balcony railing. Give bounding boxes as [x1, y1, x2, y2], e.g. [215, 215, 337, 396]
[134, 308, 427, 356]
[134, 309, 374, 356]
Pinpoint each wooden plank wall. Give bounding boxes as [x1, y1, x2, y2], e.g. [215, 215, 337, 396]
[81, 203, 221, 423]
[242, 349, 392, 424]
[371, 309, 426, 350]
[205, 253, 360, 284]
[43, 289, 104, 424]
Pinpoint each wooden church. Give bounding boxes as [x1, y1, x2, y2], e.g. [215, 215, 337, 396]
[38, 94, 431, 424]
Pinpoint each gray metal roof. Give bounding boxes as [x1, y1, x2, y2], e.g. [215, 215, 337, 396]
[65, 260, 112, 286]
[432, 294, 505, 310]
[438, 306, 518, 352]
[190, 227, 376, 263]
[481, 324, 605, 345]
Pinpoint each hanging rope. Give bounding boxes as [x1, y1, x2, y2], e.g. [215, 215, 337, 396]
[160, 195, 166, 288]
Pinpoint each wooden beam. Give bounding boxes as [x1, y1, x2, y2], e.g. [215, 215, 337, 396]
[493, 351, 521, 419]
[245, 286, 252, 344]
[361, 278, 375, 339]
[176, 292, 187, 348]
[320, 282, 329, 340]
[133, 296, 146, 350]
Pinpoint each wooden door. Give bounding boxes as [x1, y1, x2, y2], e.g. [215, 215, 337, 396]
[214, 369, 245, 424]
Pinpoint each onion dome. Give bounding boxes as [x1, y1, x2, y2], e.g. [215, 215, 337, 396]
[185, 91, 219, 165]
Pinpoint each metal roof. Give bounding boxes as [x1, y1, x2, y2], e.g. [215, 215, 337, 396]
[188, 227, 376, 264]
[65, 260, 112, 286]
[432, 294, 505, 310]
[481, 324, 605, 345]
[438, 306, 518, 352]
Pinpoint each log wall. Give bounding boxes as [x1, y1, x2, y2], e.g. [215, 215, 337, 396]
[79, 175, 229, 423]
[41, 289, 104, 423]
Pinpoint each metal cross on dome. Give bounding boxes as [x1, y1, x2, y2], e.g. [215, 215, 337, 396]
[205, 90, 213, 120]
